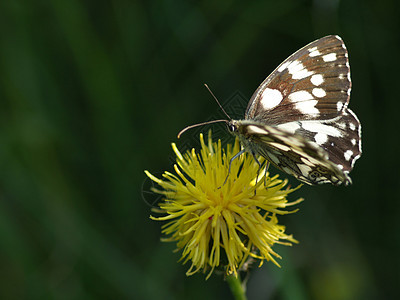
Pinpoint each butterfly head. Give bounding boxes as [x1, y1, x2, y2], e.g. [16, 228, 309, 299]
[227, 120, 256, 138]
[227, 120, 239, 134]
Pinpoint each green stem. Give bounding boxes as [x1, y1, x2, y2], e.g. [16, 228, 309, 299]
[226, 274, 247, 300]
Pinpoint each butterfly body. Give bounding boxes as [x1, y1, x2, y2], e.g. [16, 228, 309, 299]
[227, 35, 361, 185]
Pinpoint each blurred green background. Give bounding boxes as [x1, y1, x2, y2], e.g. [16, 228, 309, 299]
[0, 0, 398, 299]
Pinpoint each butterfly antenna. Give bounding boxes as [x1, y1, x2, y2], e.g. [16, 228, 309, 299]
[177, 84, 232, 138]
[204, 84, 232, 120]
[177, 119, 228, 138]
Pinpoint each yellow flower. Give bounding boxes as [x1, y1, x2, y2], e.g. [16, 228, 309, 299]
[145, 131, 303, 279]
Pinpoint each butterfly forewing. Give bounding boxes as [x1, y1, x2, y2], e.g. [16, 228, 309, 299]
[232, 35, 361, 185]
[246, 35, 351, 123]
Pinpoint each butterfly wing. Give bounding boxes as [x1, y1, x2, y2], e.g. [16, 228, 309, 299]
[274, 109, 362, 173]
[245, 35, 352, 124]
[238, 35, 361, 183]
[236, 121, 351, 185]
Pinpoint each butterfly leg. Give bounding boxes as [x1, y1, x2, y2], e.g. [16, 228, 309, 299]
[251, 153, 263, 195]
[264, 160, 270, 186]
[222, 149, 246, 186]
[252, 154, 262, 184]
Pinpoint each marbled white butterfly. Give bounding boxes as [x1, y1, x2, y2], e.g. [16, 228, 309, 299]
[180, 35, 362, 185]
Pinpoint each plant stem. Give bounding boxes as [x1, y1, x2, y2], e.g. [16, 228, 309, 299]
[226, 274, 247, 300]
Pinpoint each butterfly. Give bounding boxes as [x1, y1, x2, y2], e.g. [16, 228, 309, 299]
[179, 35, 362, 185]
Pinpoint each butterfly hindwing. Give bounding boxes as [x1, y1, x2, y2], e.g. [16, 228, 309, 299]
[274, 109, 362, 173]
[236, 121, 350, 185]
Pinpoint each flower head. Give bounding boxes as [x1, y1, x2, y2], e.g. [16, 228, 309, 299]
[145, 131, 303, 278]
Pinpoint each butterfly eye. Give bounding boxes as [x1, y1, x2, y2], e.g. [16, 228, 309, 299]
[228, 123, 237, 133]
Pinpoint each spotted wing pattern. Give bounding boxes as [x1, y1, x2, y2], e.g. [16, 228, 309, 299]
[233, 35, 361, 185]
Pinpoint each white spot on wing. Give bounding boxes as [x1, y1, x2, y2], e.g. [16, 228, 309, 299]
[300, 157, 315, 167]
[247, 125, 268, 135]
[310, 74, 324, 86]
[276, 122, 301, 134]
[344, 150, 353, 161]
[308, 47, 321, 57]
[277, 61, 290, 72]
[260, 88, 283, 109]
[270, 142, 291, 152]
[293, 68, 314, 80]
[308, 46, 317, 52]
[337, 101, 344, 111]
[347, 109, 361, 154]
[300, 121, 342, 137]
[349, 123, 356, 131]
[288, 90, 313, 102]
[295, 100, 319, 115]
[287, 60, 314, 79]
[288, 91, 319, 114]
[312, 88, 326, 98]
[351, 138, 356, 145]
[314, 132, 328, 145]
[297, 164, 312, 177]
[323, 53, 337, 62]
[288, 61, 304, 74]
